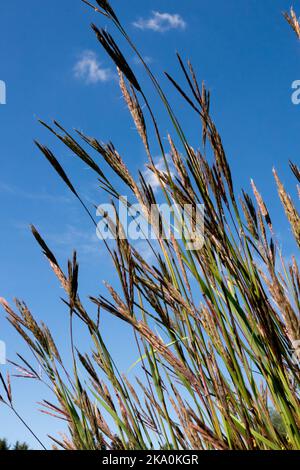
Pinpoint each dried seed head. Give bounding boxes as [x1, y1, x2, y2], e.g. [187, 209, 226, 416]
[284, 7, 300, 40]
[251, 179, 273, 232]
[92, 25, 140, 91]
[118, 69, 150, 156]
[273, 168, 300, 246]
[42, 323, 62, 363]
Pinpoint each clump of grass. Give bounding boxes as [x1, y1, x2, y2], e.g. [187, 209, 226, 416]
[1, 1, 300, 450]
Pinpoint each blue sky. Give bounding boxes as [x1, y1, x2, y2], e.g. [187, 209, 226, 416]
[0, 0, 299, 449]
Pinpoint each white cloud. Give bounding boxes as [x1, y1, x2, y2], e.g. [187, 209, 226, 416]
[47, 224, 101, 257]
[142, 155, 174, 193]
[133, 11, 186, 33]
[132, 55, 153, 66]
[0, 182, 71, 204]
[134, 240, 158, 265]
[74, 51, 112, 84]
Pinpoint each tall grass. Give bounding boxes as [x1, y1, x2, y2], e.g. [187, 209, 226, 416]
[1, 1, 300, 450]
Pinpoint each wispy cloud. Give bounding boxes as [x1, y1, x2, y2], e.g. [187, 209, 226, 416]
[134, 241, 158, 265]
[132, 55, 153, 66]
[0, 182, 71, 204]
[46, 224, 101, 257]
[74, 50, 112, 84]
[13, 220, 104, 261]
[133, 11, 186, 33]
[142, 155, 174, 193]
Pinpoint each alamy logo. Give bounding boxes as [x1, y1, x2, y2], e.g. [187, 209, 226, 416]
[0, 80, 6, 105]
[0, 340, 6, 365]
[291, 80, 300, 105]
[96, 198, 205, 251]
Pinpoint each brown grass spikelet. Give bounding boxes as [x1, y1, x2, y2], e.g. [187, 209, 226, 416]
[118, 69, 150, 156]
[91, 25, 140, 91]
[273, 168, 300, 246]
[290, 161, 300, 184]
[251, 179, 273, 231]
[41, 322, 62, 363]
[284, 7, 300, 39]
